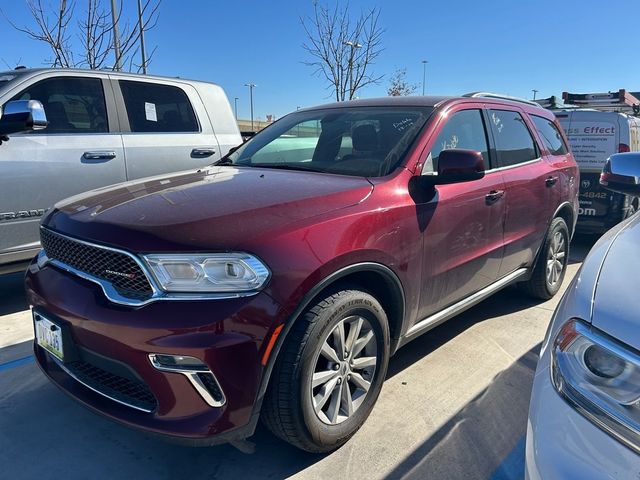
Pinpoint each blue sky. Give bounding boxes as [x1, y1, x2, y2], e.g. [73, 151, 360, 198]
[1, 0, 639, 119]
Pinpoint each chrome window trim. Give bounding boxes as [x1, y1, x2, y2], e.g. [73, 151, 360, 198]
[148, 354, 226, 407]
[484, 157, 542, 174]
[38, 227, 262, 307]
[51, 356, 154, 413]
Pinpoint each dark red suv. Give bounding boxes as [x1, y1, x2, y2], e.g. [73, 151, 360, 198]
[25, 94, 578, 452]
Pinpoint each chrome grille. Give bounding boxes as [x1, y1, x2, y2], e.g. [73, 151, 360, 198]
[40, 228, 153, 300]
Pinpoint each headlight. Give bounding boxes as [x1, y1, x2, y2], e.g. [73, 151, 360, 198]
[143, 253, 270, 293]
[551, 318, 640, 452]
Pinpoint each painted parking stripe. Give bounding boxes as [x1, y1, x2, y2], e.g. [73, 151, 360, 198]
[0, 355, 35, 372]
[489, 436, 526, 480]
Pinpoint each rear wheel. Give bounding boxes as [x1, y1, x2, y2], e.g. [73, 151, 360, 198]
[262, 289, 390, 452]
[520, 217, 569, 300]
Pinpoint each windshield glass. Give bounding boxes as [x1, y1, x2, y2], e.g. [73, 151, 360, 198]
[221, 106, 433, 177]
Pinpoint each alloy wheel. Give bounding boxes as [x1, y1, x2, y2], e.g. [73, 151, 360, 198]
[310, 315, 378, 425]
[546, 231, 566, 287]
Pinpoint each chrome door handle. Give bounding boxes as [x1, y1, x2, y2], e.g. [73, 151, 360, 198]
[191, 148, 216, 158]
[83, 151, 116, 160]
[545, 176, 559, 187]
[485, 189, 505, 204]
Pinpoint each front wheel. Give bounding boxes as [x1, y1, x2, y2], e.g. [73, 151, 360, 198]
[262, 289, 390, 452]
[520, 217, 570, 300]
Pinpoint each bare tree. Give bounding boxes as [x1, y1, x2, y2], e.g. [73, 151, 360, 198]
[387, 68, 417, 97]
[3, 0, 161, 72]
[301, 2, 384, 101]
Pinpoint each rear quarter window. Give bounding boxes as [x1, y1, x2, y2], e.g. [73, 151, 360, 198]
[530, 115, 568, 155]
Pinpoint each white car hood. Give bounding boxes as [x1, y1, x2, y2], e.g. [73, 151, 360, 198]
[591, 214, 640, 349]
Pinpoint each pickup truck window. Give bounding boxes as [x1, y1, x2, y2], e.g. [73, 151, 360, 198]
[220, 106, 433, 177]
[119, 80, 198, 133]
[10, 77, 108, 134]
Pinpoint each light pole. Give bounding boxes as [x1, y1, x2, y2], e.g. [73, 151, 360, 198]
[137, 0, 147, 74]
[244, 83, 256, 131]
[234, 97, 239, 120]
[532, 89, 539, 100]
[110, 0, 122, 71]
[343, 41, 362, 100]
[421, 60, 428, 96]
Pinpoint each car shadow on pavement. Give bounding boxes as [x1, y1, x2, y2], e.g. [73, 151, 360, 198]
[0, 272, 28, 316]
[0, 339, 321, 479]
[385, 344, 540, 480]
[568, 233, 598, 265]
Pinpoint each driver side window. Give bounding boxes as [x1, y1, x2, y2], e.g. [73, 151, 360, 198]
[423, 109, 489, 174]
[10, 76, 108, 134]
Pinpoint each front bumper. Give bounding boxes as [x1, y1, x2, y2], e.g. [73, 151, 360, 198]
[25, 260, 284, 444]
[526, 349, 640, 479]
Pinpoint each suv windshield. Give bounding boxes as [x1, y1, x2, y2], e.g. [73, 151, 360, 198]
[219, 106, 433, 177]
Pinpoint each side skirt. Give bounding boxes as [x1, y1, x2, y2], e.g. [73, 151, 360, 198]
[398, 268, 529, 348]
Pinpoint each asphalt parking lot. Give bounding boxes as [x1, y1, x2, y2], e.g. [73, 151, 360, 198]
[0, 236, 596, 480]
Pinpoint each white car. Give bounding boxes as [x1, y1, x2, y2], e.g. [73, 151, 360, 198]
[526, 152, 640, 478]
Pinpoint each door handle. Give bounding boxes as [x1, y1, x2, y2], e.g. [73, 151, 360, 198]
[545, 176, 559, 187]
[485, 189, 505, 204]
[83, 151, 116, 161]
[191, 148, 216, 158]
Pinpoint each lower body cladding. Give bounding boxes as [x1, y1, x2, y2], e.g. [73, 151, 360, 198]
[25, 261, 284, 445]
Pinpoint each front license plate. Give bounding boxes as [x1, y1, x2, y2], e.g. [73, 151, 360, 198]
[34, 312, 64, 361]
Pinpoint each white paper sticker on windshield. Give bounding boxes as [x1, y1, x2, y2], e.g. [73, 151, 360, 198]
[145, 102, 157, 122]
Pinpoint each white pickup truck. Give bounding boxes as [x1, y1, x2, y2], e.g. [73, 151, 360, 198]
[0, 68, 242, 273]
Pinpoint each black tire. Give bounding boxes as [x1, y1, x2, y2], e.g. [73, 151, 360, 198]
[520, 217, 570, 300]
[261, 288, 390, 452]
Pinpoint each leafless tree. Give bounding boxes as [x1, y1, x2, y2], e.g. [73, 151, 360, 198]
[387, 68, 417, 96]
[3, 0, 161, 72]
[301, 2, 384, 101]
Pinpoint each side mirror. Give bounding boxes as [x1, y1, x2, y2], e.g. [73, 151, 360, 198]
[430, 149, 485, 185]
[0, 100, 48, 136]
[600, 153, 640, 197]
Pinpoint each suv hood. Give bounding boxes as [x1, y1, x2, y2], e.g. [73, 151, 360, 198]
[44, 166, 373, 251]
[591, 213, 640, 349]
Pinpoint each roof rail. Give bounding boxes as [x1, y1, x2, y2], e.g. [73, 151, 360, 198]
[463, 92, 541, 107]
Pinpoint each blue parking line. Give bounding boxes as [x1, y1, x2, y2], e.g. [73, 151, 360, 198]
[0, 355, 34, 372]
[489, 436, 526, 480]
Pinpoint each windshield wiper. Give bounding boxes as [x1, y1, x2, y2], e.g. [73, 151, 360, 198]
[250, 163, 324, 173]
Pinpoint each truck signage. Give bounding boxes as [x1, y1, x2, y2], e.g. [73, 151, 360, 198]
[563, 121, 616, 171]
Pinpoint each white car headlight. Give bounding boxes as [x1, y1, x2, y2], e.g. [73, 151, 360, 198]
[551, 318, 640, 453]
[143, 253, 270, 293]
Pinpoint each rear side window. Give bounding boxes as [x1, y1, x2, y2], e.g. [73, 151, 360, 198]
[489, 109, 538, 167]
[424, 109, 489, 173]
[530, 115, 568, 155]
[11, 76, 108, 134]
[119, 80, 198, 133]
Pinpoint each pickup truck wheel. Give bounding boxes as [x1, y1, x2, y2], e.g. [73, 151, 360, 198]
[520, 217, 569, 300]
[261, 289, 390, 452]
